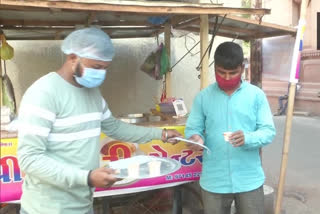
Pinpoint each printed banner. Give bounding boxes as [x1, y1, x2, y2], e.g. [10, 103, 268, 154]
[0, 138, 23, 202]
[0, 125, 203, 202]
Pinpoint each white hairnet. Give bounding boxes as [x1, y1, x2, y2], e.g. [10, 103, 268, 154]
[61, 27, 114, 61]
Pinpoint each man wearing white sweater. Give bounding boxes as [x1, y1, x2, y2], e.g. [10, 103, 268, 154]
[17, 27, 181, 214]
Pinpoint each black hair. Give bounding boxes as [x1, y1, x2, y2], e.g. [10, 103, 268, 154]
[214, 42, 244, 70]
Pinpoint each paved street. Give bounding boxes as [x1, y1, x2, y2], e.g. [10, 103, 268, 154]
[263, 116, 320, 214]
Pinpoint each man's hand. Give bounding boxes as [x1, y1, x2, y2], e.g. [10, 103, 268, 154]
[187, 134, 204, 151]
[162, 129, 183, 144]
[89, 167, 121, 188]
[229, 130, 245, 147]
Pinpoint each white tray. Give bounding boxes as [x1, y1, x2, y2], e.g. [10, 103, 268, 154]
[107, 155, 181, 179]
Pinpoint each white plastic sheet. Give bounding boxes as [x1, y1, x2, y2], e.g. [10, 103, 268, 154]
[262, 35, 295, 81]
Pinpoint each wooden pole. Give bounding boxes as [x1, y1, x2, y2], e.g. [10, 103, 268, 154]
[249, 39, 262, 88]
[250, 0, 263, 88]
[200, 14, 209, 90]
[274, 83, 296, 214]
[164, 22, 172, 97]
[274, 0, 308, 214]
[250, 0, 264, 170]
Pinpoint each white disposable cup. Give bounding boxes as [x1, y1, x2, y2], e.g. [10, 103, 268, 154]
[223, 132, 232, 142]
[148, 161, 161, 177]
[127, 162, 140, 178]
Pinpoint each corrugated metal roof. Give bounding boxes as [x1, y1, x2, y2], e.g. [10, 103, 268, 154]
[0, 0, 296, 40]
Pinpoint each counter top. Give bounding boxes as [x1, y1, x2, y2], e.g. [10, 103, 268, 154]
[0, 118, 186, 140]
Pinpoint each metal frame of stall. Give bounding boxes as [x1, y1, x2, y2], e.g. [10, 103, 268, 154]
[0, 1, 297, 213]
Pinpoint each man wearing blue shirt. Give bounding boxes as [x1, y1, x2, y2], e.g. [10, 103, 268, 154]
[185, 42, 275, 214]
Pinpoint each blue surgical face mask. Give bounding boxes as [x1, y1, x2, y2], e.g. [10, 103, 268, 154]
[74, 66, 107, 88]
